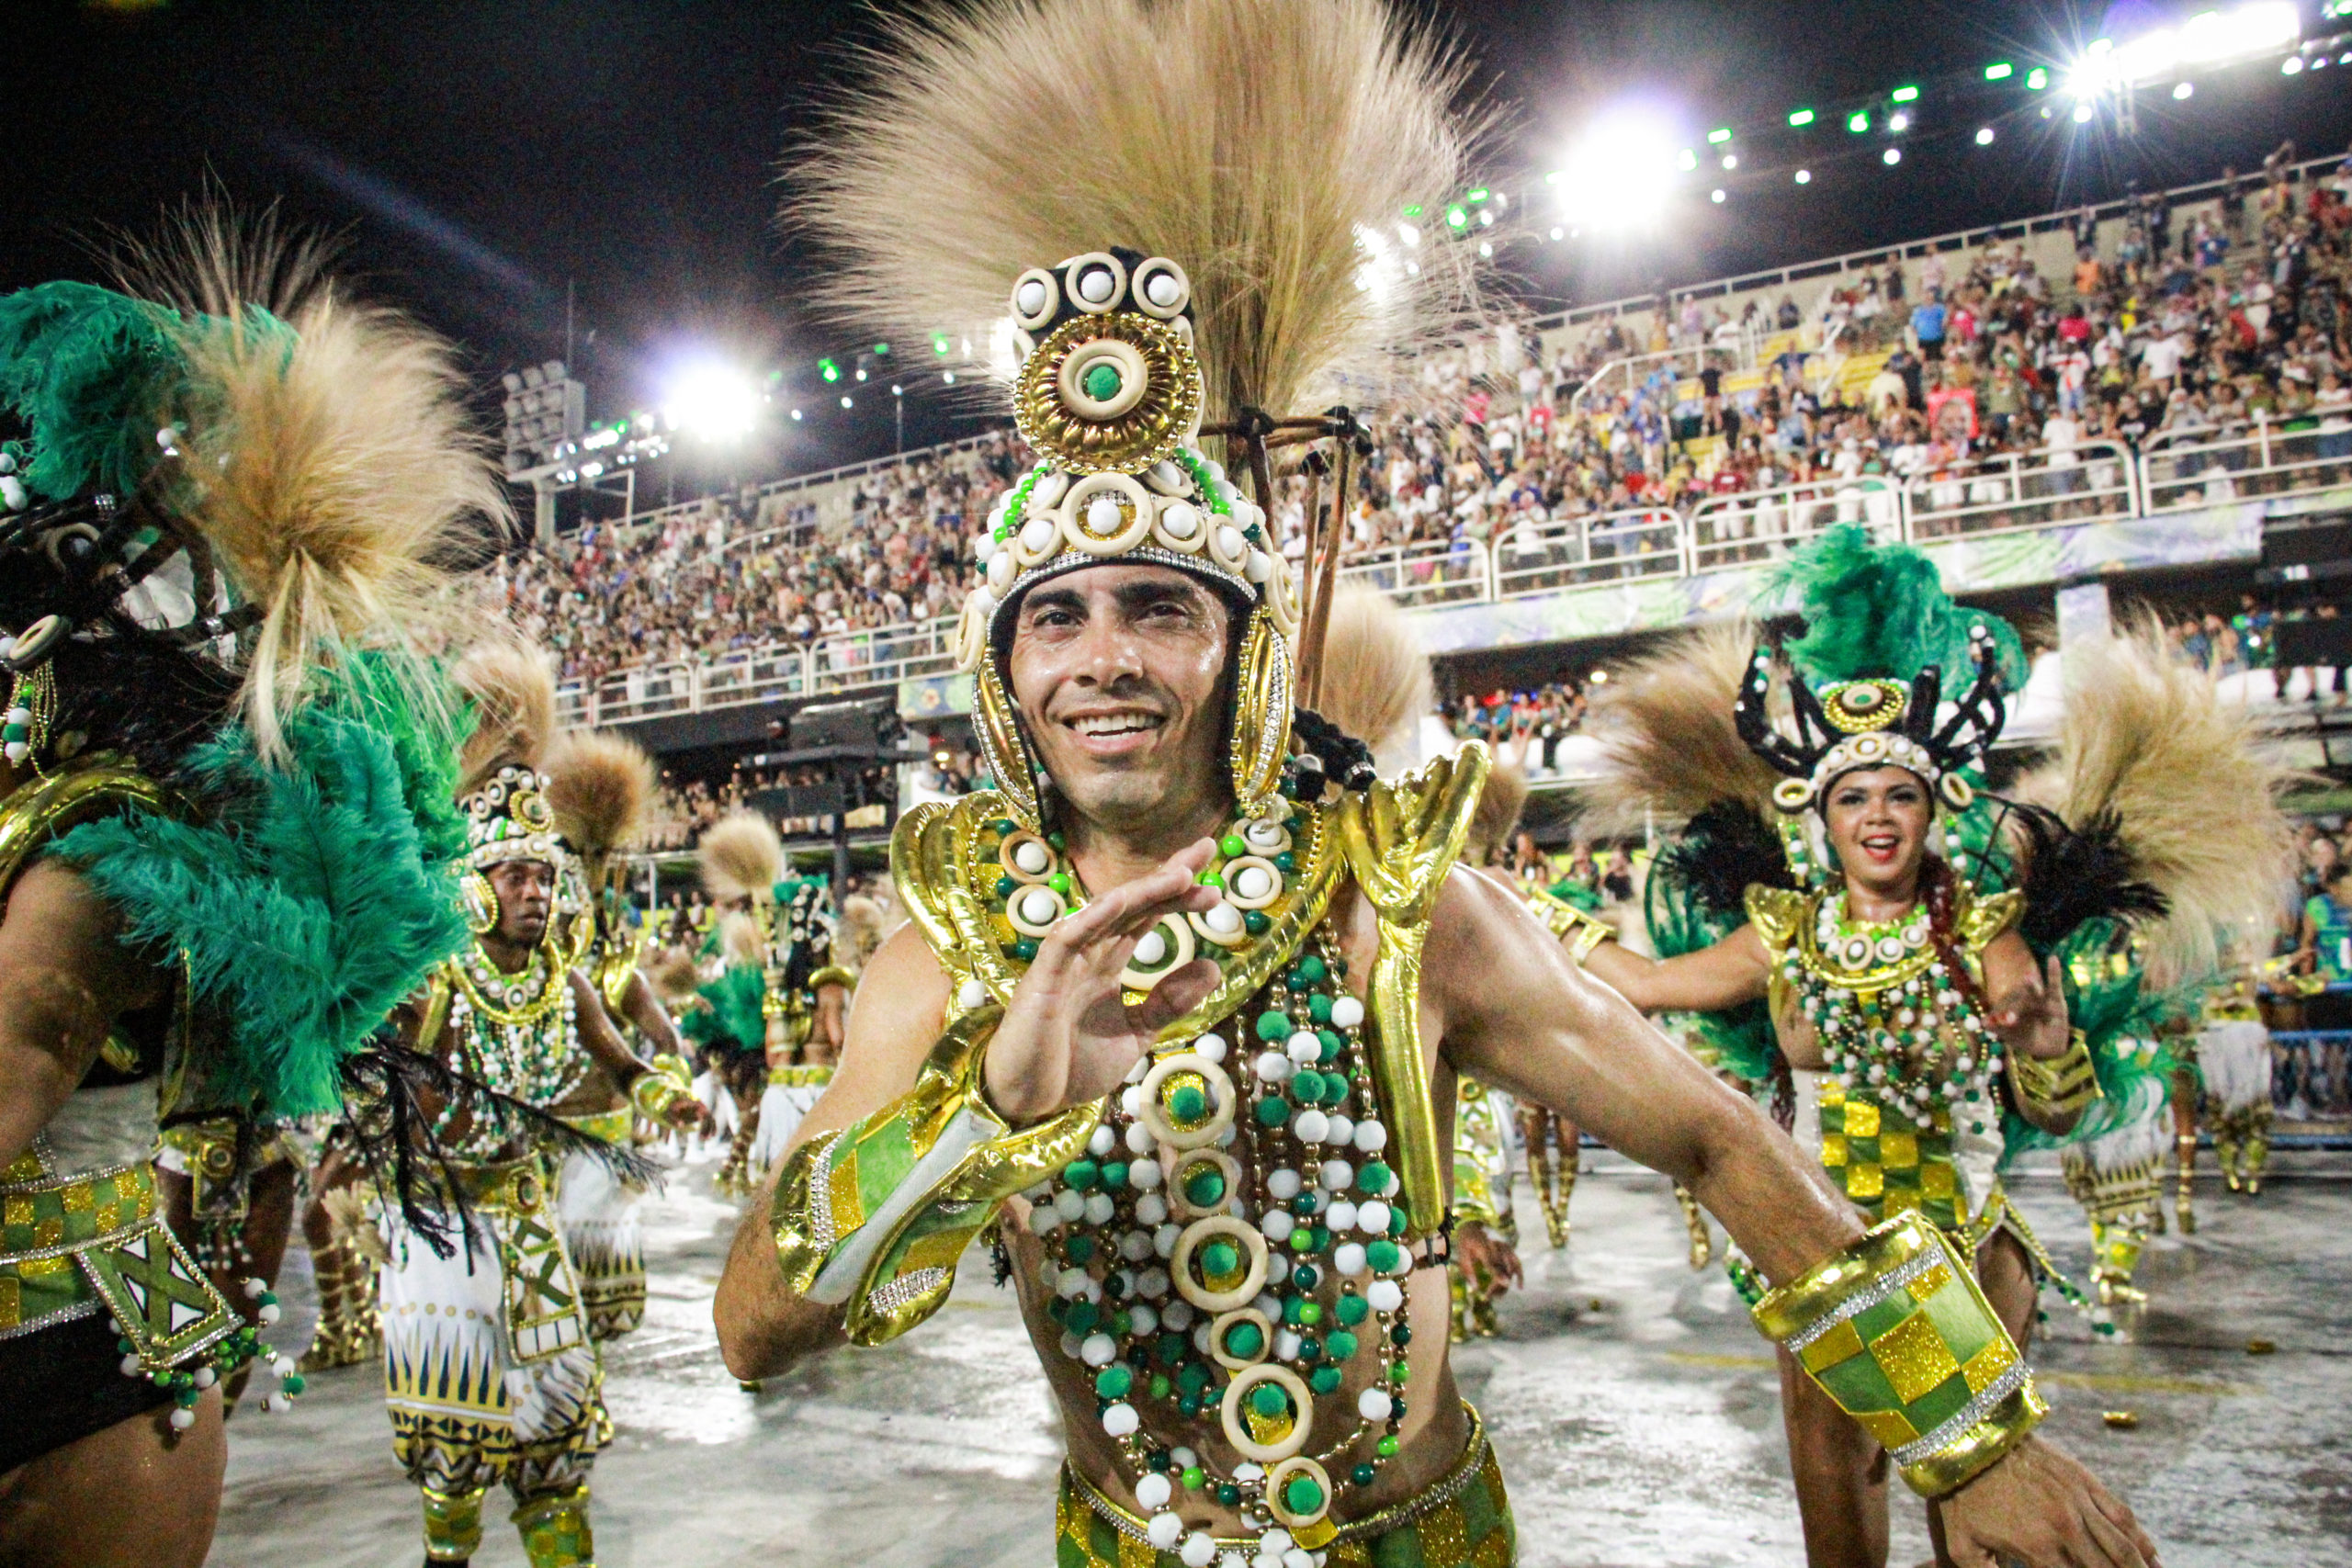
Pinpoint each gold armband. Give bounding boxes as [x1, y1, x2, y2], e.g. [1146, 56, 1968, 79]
[804, 964, 856, 993]
[2007, 1031, 2098, 1118]
[769, 1004, 1098, 1345]
[1754, 1212, 2045, 1496]
[629, 1054, 695, 1122]
[1525, 886, 1615, 963]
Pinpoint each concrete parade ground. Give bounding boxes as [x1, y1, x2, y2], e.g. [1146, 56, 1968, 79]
[210, 1150, 2351, 1568]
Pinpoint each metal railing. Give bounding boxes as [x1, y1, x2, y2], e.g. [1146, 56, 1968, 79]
[1567, 345, 1743, 415]
[550, 430, 2351, 726]
[1905, 439, 2140, 541]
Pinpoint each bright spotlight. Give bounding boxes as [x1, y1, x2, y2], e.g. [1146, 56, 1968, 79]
[1888, 111, 1911, 132]
[1710, 187, 1726, 203]
[2281, 55, 2302, 73]
[1549, 226, 1565, 240]
[1975, 126, 1996, 145]
[1550, 104, 1685, 233]
[1883, 147, 1902, 164]
[840, 395, 854, 408]
[1721, 153, 1738, 169]
[2073, 100, 2095, 121]
[2174, 80, 2195, 98]
[662, 361, 761, 443]
[1794, 169, 1812, 184]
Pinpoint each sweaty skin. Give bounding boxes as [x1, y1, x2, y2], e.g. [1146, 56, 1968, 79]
[712, 571, 2157, 1568]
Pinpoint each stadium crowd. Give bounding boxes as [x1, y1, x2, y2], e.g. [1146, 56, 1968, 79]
[501, 151, 2352, 686]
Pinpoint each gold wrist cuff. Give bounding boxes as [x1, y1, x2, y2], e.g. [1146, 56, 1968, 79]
[629, 1055, 694, 1122]
[804, 964, 856, 993]
[1755, 1212, 2043, 1497]
[2008, 1030, 2098, 1116]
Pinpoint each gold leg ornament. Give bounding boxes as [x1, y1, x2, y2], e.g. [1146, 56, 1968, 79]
[1675, 1183, 1713, 1269]
[1516, 1105, 1576, 1249]
[422, 1484, 488, 1564]
[513, 1483, 595, 1568]
[2174, 1132, 2199, 1235]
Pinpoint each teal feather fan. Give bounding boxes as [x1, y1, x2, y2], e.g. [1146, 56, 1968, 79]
[0, 281, 188, 503]
[53, 652, 469, 1121]
[1761, 524, 2027, 691]
[683, 964, 768, 1058]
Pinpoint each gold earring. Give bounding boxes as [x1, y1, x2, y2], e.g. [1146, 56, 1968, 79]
[463, 872, 499, 936]
[1227, 608, 1293, 819]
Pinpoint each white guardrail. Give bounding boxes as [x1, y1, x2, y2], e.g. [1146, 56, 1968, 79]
[552, 424, 2351, 727]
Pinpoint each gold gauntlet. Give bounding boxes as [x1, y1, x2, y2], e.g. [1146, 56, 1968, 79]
[2008, 1031, 2098, 1118]
[629, 1054, 695, 1122]
[1755, 1212, 2045, 1496]
[769, 1005, 1098, 1345]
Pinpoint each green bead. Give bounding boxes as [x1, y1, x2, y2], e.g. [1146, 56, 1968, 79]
[1254, 1095, 1290, 1127]
[1288, 1229, 1314, 1253]
[1273, 851, 1296, 873]
[994, 818, 1016, 834]
[1309, 1365, 1343, 1395]
[1158, 1331, 1188, 1364]
[1250, 1382, 1290, 1419]
[1183, 1167, 1227, 1207]
[1178, 1362, 1211, 1394]
[1012, 938, 1039, 961]
[1295, 954, 1328, 983]
[1151, 1373, 1172, 1398]
[1182, 1465, 1206, 1491]
[1066, 1235, 1096, 1264]
[1224, 1320, 1264, 1358]
[1180, 1393, 1203, 1416]
[1297, 1300, 1323, 1325]
[995, 874, 1017, 897]
[1081, 362, 1124, 401]
[1113, 1310, 1134, 1335]
[1282, 1295, 1306, 1325]
[1317, 1028, 1342, 1057]
[1388, 1206, 1408, 1236]
[1389, 1360, 1411, 1383]
[1219, 834, 1247, 858]
[1047, 872, 1072, 893]
[1325, 1329, 1359, 1359]
[1067, 1301, 1101, 1333]
[1217, 1483, 1242, 1506]
[1095, 1366, 1134, 1398]
[1296, 1336, 1321, 1361]
[1283, 1474, 1324, 1515]
[1357, 1161, 1392, 1194]
[1292, 1264, 1320, 1290]
[1196, 870, 1224, 889]
[1048, 831, 1068, 849]
[1100, 1161, 1128, 1190]
[1244, 910, 1271, 935]
[1353, 1462, 1378, 1486]
[1307, 994, 1333, 1023]
[1290, 1068, 1324, 1103]
[1256, 1010, 1291, 1042]
[1365, 1239, 1401, 1273]
[1148, 1449, 1172, 1472]
[280, 1373, 306, 1395]
[1064, 1159, 1100, 1190]
[1390, 1323, 1412, 1348]
[1202, 1241, 1239, 1278]
[1376, 1435, 1400, 1458]
[1337, 1293, 1370, 1325]
[1169, 1084, 1209, 1123]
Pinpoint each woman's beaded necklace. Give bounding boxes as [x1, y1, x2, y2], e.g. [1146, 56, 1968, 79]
[1021, 928, 1415, 1565]
[1782, 890, 2001, 1133]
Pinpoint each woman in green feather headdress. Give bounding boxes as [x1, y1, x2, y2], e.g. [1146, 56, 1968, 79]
[0, 215, 495, 1567]
[1567, 524, 2290, 1568]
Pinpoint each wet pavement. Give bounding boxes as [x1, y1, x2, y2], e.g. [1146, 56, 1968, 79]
[211, 1150, 2351, 1566]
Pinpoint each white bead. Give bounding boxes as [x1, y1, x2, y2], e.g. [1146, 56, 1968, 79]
[1256, 1051, 1294, 1083]
[1326, 1200, 1360, 1233]
[1285, 1551, 1315, 1568]
[4, 743, 25, 764]
[1079, 267, 1117, 304]
[1091, 1123, 1118, 1157]
[1231, 1461, 1262, 1482]
[1254, 1551, 1284, 1568]
[1357, 1200, 1391, 1235]
[1351, 1120, 1386, 1152]
[1330, 996, 1365, 1030]
[119, 1353, 142, 1376]
[974, 530, 998, 563]
[1318, 1159, 1354, 1190]
[1055, 1189, 1088, 1220]
[1103, 1402, 1142, 1438]
[1085, 1192, 1116, 1225]
[1140, 1268, 1173, 1301]
[1195, 1032, 1228, 1064]
[1215, 524, 1246, 558]
[1358, 1388, 1394, 1420]
[1057, 1269, 1091, 1300]
[1261, 1209, 1295, 1243]
[1273, 1327, 1303, 1360]
[1128, 1302, 1159, 1337]
[1261, 1529, 1292, 1554]
[1146, 272, 1182, 308]
[1266, 1167, 1303, 1201]
[1332, 1241, 1368, 1277]
[1287, 1032, 1322, 1065]
[1146, 1509, 1185, 1550]
[1182, 1531, 1219, 1567]
[1028, 1205, 1060, 1236]
[193, 1365, 217, 1389]
[1160, 502, 1201, 540]
[1203, 903, 1243, 935]
[1019, 887, 1061, 925]
[1121, 1229, 1154, 1262]
[1021, 516, 1057, 553]
[1193, 1323, 1214, 1354]
[1212, 479, 1239, 503]
[957, 979, 989, 1010]
[1233, 865, 1274, 900]
[1171, 1446, 1199, 1468]
[1081, 1333, 1117, 1367]
[1130, 1157, 1162, 1190]
[1368, 1280, 1405, 1312]
[1122, 1088, 1148, 1121]
[1133, 929, 1169, 967]
[1012, 840, 1052, 874]
[1017, 278, 1049, 314]
[1222, 1554, 1251, 1568]
[986, 550, 1015, 592]
[1136, 1192, 1169, 1225]
[1325, 1115, 1354, 1147]
[169, 1405, 196, 1430]
[1155, 1224, 1181, 1258]
[0, 477, 24, 512]
[1293, 1110, 1330, 1144]
[1088, 495, 1124, 533]
[1134, 1472, 1175, 1510]
[1251, 1293, 1283, 1321]
[1160, 1297, 1192, 1328]
[1245, 549, 1273, 583]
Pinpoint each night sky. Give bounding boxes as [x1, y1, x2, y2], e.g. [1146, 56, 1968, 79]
[11, 0, 2350, 489]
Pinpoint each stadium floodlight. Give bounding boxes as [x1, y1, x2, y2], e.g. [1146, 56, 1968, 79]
[1975, 126, 1996, 144]
[932, 333, 952, 355]
[791, 408, 803, 420]
[1883, 147, 1901, 164]
[2175, 80, 2195, 97]
[1721, 153, 1737, 169]
[2078, 4, 2300, 92]
[1891, 85, 1920, 102]
[1795, 168, 1812, 184]
[1676, 148, 1697, 170]
[2073, 100, 2096, 121]
[1706, 127, 1733, 143]
[1984, 62, 2014, 80]
[1444, 204, 1468, 229]
[1848, 110, 1870, 133]
[840, 396, 854, 408]
[1549, 103, 1684, 234]
[1710, 188, 1726, 203]
[942, 371, 956, 385]
[819, 357, 842, 382]
[1788, 107, 1815, 126]
[1397, 221, 1421, 246]
[2281, 55, 2302, 73]
[662, 361, 761, 444]
[1889, 111, 1910, 132]
[2026, 66, 2050, 89]
[873, 342, 891, 356]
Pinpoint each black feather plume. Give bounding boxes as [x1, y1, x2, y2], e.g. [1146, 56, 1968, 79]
[2007, 802, 2170, 953]
[1657, 800, 1796, 923]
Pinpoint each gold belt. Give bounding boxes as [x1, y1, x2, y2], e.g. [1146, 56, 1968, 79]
[1065, 1402, 1491, 1551]
[406, 1155, 559, 1218]
[560, 1107, 634, 1145]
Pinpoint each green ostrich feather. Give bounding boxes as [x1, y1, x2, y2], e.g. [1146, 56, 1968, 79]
[1545, 876, 1603, 912]
[52, 652, 469, 1121]
[683, 963, 768, 1058]
[0, 281, 188, 503]
[1643, 849, 1780, 1086]
[1762, 525, 2026, 690]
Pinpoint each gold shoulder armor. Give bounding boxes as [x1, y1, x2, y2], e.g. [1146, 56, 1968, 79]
[1957, 886, 2025, 955]
[0, 754, 172, 897]
[1333, 743, 1489, 924]
[889, 795, 981, 973]
[1745, 884, 1812, 956]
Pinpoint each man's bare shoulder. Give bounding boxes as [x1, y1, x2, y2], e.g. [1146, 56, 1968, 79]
[838, 920, 955, 1072]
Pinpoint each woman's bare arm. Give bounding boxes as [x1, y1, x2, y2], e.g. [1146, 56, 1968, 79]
[1577, 921, 1774, 1015]
[0, 859, 166, 1168]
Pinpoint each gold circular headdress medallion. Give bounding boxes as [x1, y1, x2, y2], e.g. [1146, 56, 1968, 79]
[1014, 312, 1201, 476]
[1818, 679, 1909, 733]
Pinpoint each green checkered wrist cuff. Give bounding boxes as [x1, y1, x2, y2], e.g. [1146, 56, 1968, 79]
[1754, 1212, 2045, 1496]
